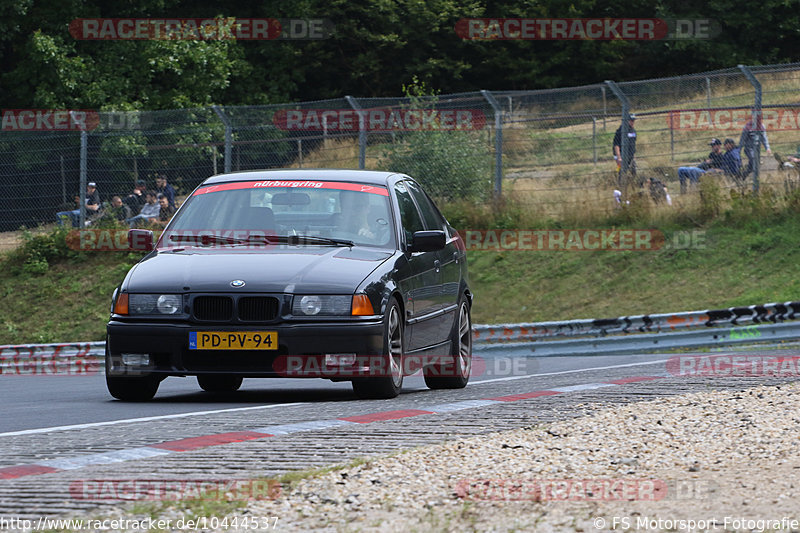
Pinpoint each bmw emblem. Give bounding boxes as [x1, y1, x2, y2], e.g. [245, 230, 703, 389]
[230, 280, 246, 288]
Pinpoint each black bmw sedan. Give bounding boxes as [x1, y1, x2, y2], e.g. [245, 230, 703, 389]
[106, 170, 472, 400]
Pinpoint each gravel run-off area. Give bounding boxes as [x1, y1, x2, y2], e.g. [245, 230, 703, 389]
[230, 381, 800, 532]
[48, 381, 800, 532]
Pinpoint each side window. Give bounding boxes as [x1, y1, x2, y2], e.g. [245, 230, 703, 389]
[406, 181, 445, 231]
[394, 181, 425, 245]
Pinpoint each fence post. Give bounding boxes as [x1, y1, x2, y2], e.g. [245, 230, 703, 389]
[345, 96, 366, 169]
[705, 77, 711, 109]
[670, 123, 675, 161]
[297, 139, 303, 168]
[592, 117, 597, 165]
[60, 155, 66, 205]
[211, 105, 232, 173]
[72, 109, 88, 229]
[739, 65, 762, 194]
[601, 86, 607, 131]
[481, 90, 503, 196]
[605, 81, 631, 188]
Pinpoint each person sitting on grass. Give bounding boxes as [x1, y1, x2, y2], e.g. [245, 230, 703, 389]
[720, 138, 743, 184]
[56, 182, 101, 227]
[150, 193, 176, 228]
[126, 190, 160, 227]
[677, 138, 725, 193]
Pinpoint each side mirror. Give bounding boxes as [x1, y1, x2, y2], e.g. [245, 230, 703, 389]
[128, 229, 154, 251]
[409, 230, 446, 252]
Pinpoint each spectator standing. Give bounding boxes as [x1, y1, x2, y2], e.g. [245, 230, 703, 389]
[126, 190, 161, 227]
[739, 115, 771, 180]
[56, 182, 101, 227]
[677, 138, 725, 193]
[155, 174, 177, 209]
[613, 113, 637, 185]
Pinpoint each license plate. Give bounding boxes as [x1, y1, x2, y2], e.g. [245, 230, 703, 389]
[189, 331, 278, 350]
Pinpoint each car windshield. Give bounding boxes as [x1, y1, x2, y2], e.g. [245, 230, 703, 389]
[159, 179, 395, 249]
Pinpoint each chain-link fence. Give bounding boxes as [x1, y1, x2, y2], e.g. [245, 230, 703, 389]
[2, 62, 799, 231]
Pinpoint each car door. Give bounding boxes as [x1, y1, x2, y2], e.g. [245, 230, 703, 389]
[392, 181, 442, 351]
[406, 180, 460, 342]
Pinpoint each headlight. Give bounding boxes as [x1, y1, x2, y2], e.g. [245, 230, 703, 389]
[128, 294, 184, 315]
[292, 295, 351, 316]
[157, 294, 181, 314]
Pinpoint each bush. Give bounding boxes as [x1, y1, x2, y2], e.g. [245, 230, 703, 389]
[7, 226, 76, 274]
[380, 77, 491, 202]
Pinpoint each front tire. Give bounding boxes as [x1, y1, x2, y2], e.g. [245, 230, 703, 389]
[352, 298, 404, 399]
[106, 375, 160, 401]
[424, 296, 472, 389]
[197, 375, 243, 393]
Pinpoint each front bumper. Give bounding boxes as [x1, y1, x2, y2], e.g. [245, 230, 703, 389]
[106, 318, 385, 377]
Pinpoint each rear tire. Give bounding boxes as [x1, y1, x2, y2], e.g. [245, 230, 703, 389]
[197, 375, 243, 393]
[106, 376, 160, 401]
[424, 296, 471, 389]
[352, 298, 404, 399]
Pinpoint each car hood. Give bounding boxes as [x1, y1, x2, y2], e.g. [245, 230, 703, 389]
[124, 246, 394, 294]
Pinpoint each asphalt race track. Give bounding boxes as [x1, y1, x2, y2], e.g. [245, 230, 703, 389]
[1, 346, 798, 518]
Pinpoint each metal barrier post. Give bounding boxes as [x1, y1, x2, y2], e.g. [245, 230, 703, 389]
[605, 81, 632, 188]
[739, 65, 762, 194]
[211, 106, 232, 173]
[79, 128, 87, 228]
[481, 90, 503, 196]
[345, 96, 366, 169]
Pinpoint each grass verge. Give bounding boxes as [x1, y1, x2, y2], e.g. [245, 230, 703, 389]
[1, 211, 799, 344]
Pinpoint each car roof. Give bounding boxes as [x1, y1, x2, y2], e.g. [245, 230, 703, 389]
[202, 169, 404, 186]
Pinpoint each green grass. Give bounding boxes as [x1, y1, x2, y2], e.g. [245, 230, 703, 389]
[0, 250, 142, 344]
[2, 214, 800, 344]
[467, 214, 800, 323]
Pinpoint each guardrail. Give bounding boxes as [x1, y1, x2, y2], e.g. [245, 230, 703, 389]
[2, 300, 799, 373]
[472, 301, 800, 344]
[0, 341, 104, 375]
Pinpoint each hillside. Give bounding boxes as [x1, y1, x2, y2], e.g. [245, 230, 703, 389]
[2, 215, 799, 345]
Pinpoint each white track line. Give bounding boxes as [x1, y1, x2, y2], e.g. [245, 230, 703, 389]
[2, 360, 672, 437]
[469, 358, 670, 385]
[0, 402, 305, 438]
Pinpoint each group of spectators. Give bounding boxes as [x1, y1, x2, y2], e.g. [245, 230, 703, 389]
[56, 174, 177, 228]
[613, 113, 771, 200]
[677, 137, 742, 192]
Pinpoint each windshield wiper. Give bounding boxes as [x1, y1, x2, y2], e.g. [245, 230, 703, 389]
[167, 233, 354, 248]
[281, 234, 354, 247]
[168, 234, 249, 246]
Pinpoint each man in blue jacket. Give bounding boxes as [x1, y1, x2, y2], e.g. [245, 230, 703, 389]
[721, 138, 743, 181]
[155, 174, 177, 209]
